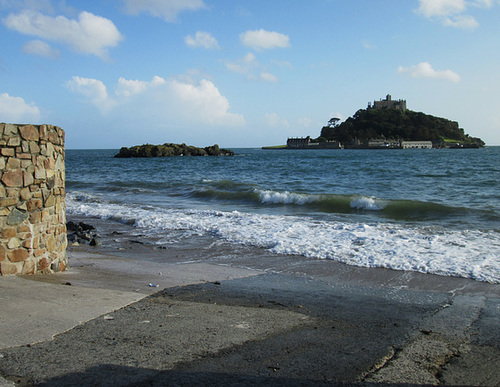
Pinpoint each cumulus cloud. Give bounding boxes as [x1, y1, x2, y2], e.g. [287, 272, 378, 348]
[22, 39, 59, 58]
[3, 10, 123, 59]
[240, 29, 290, 50]
[398, 62, 461, 82]
[65, 76, 116, 111]
[0, 92, 41, 122]
[415, 0, 496, 29]
[265, 112, 290, 128]
[259, 72, 279, 83]
[226, 53, 279, 82]
[169, 79, 245, 126]
[443, 14, 479, 28]
[121, 0, 206, 22]
[185, 31, 220, 49]
[116, 76, 166, 97]
[226, 52, 259, 75]
[416, 0, 467, 17]
[65, 75, 244, 127]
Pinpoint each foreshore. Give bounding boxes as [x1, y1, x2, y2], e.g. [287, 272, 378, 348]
[1, 216, 499, 385]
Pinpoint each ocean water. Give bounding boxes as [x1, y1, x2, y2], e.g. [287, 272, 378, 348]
[65, 147, 500, 283]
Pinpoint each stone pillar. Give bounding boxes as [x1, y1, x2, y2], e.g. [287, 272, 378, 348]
[0, 123, 67, 275]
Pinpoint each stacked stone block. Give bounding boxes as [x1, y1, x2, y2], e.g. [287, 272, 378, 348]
[0, 123, 67, 275]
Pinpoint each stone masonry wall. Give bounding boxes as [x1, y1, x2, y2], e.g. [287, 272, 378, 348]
[0, 123, 67, 275]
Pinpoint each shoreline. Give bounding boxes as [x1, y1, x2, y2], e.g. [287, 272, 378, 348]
[1, 215, 499, 385]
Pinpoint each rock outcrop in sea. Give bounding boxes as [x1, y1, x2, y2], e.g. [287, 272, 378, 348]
[114, 143, 234, 158]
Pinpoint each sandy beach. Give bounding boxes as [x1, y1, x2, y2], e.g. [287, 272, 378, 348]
[1, 216, 499, 386]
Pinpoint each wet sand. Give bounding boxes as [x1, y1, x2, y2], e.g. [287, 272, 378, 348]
[0, 216, 499, 385]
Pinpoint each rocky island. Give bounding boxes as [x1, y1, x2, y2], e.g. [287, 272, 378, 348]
[114, 143, 234, 158]
[266, 94, 485, 150]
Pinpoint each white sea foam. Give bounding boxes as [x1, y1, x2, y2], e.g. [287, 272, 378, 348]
[350, 196, 381, 210]
[67, 192, 500, 284]
[257, 189, 317, 205]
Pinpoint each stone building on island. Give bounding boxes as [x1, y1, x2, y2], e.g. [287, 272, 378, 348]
[368, 94, 407, 112]
[287, 136, 343, 149]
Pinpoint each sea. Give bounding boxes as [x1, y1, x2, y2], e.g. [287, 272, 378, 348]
[65, 147, 500, 284]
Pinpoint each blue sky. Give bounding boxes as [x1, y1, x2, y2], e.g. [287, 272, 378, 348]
[1, 0, 499, 148]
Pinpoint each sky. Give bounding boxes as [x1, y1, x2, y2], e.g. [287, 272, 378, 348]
[1, 0, 499, 149]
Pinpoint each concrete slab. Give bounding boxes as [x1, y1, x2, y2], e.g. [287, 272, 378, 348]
[0, 251, 263, 349]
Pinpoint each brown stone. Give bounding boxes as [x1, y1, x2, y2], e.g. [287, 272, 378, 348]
[20, 187, 32, 201]
[26, 199, 43, 211]
[1, 147, 15, 157]
[0, 197, 18, 207]
[37, 257, 50, 270]
[1, 169, 23, 187]
[44, 193, 56, 207]
[7, 237, 21, 249]
[3, 124, 18, 136]
[17, 224, 30, 233]
[46, 234, 56, 252]
[22, 239, 33, 249]
[6, 157, 20, 169]
[0, 261, 21, 275]
[0, 156, 5, 169]
[39, 125, 48, 140]
[23, 170, 34, 187]
[34, 165, 46, 179]
[8, 248, 28, 262]
[1, 227, 17, 238]
[0, 245, 5, 261]
[29, 211, 41, 224]
[48, 131, 58, 144]
[29, 141, 40, 154]
[34, 248, 46, 257]
[7, 136, 21, 147]
[19, 125, 40, 141]
[22, 259, 36, 275]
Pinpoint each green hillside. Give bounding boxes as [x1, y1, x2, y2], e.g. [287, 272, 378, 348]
[319, 109, 484, 147]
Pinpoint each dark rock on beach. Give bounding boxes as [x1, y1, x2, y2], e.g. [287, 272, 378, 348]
[114, 143, 234, 158]
[66, 221, 100, 246]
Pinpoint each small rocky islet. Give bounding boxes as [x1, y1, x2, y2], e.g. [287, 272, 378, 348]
[114, 143, 234, 158]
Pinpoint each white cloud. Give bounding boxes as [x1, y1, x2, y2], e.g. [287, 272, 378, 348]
[169, 79, 245, 126]
[226, 52, 258, 75]
[398, 62, 461, 82]
[65, 76, 116, 111]
[415, 0, 497, 29]
[259, 72, 279, 83]
[226, 53, 279, 83]
[116, 76, 166, 97]
[3, 10, 123, 59]
[22, 39, 59, 58]
[121, 0, 206, 22]
[0, 92, 41, 122]
[416, 0, 467, 17]
[185, 31, 220, 49]
[66, 75, 244, 127]
[265, 112, 290, 128]
[240, 29, 290, 50]
[443, 14, 479, 28]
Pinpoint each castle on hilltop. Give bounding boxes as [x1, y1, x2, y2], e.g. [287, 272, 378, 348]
[368, 94, 406, 112]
